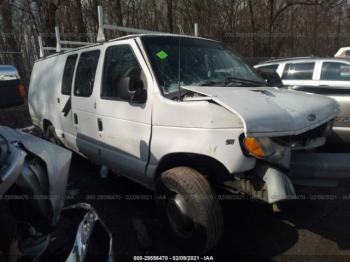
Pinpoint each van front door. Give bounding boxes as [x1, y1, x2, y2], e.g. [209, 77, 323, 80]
[71, 50, 102, 160]
[96, 41, 152, 185]
[58, 54, 78, 151]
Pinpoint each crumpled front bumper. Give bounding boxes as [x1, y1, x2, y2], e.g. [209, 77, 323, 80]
[226, 152, 350, 204]
[224, 163, 297, 204]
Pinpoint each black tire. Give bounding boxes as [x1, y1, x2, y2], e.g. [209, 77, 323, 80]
[45, 126, 61, 146]
[156, 167, 223, 253]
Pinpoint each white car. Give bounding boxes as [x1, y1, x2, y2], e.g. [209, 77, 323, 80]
[255, 57, 350, 87]
[29, 34, 339, 252]
[255, 58, 350, 144]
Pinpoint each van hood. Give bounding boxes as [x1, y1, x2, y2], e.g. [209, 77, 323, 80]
[183, 86, 339, 137]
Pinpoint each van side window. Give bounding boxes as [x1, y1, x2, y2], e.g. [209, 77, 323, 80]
[61, 54, 77, 95]
[101, 45, 141, 100]
[282, 63, 315, 80]
[74, 50, 100, 97]
[321, 62, 350, 81]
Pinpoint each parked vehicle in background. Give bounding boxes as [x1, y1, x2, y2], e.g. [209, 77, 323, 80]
[0, 65, 25, 108]
[335, 47, 350, 59]
[0, 126, 114, 261]
[254, 57, 350, 87]
[255, 57, 350, 144]
[29, 34, 339, 253]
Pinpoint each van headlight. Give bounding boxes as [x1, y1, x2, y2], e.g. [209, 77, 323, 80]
[243, 137, 290, 166]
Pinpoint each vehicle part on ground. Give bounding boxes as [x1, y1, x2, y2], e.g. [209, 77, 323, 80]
[0, 126, 114, 261]
[41, 203, 114, 262]
[0, 126, 71, 260]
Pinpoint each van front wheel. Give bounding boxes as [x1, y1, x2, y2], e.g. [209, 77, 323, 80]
[156, 167, 223, 253]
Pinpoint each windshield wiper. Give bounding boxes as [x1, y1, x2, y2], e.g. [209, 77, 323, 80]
[197, 78, 266, 87]
[198, 80, 225, 86]
[224, 77, 266, 87]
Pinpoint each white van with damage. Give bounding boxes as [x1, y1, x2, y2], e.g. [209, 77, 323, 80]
[29, 34, 339, 252]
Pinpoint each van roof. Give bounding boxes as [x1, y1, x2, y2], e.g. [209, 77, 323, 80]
[37, 33, 219, 61]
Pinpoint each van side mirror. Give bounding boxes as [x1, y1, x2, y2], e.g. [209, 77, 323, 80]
[256, 69, 283, 87]
[118, 77, 146, 103]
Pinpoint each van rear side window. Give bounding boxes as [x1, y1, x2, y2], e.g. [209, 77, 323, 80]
[74, 50, 100, 97]
[61, 54, 77, 95]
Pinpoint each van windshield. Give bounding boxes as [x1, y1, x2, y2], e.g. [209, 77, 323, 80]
[141, 36, 265, 96]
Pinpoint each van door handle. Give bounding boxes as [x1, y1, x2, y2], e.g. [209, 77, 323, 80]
[98, 118, 103, 132]
[74, 113, 78, 124]
[57, 98, 60, 104]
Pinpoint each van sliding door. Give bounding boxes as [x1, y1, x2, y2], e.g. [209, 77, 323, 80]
[58, 54, 78, 150]
[71, 50, 102, 160]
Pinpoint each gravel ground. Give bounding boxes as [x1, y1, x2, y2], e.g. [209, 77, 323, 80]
[2, 104, 350, 261]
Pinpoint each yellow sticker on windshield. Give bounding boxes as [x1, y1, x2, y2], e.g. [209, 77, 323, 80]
[156, 50, 168, 59]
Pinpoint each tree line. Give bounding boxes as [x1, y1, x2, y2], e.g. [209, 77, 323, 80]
[0, 0, 349, 84]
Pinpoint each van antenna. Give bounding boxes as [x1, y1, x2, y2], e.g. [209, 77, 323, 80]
[178, 37, 182, 100]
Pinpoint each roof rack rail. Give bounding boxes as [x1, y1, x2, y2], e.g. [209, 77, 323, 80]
[37, 5, 200, 57]
[38, 26, 93, 58]
[97, 5, 160, 42]
[96, 5, 199, 42]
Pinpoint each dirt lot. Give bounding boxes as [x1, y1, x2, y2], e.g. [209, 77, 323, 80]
[2, 104, 350, 261]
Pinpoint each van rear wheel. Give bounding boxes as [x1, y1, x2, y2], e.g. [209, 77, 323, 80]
[156, 167, 223, 253]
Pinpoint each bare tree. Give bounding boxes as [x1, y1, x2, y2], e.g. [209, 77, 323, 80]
[0, 0, 25, 80]
[1, 0, 350, 83]
[166, 0, 174, 32]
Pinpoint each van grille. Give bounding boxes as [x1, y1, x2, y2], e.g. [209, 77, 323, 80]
[272, 122, 330, 149]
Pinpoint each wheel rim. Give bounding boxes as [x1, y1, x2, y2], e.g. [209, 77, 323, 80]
[166, 191, 194, 238]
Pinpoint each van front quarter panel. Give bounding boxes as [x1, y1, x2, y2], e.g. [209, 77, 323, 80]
[146, 93, 256, 180]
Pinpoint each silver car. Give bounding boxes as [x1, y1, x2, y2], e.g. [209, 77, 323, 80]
[255, 57, 350, 144]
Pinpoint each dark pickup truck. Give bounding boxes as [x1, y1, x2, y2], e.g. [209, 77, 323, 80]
[0, 65, 25, 108]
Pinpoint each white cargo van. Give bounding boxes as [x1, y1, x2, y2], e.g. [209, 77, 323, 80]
[29, 34, 339, 252]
